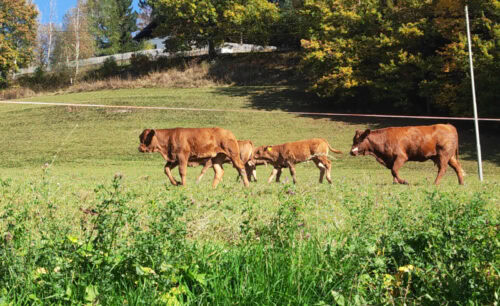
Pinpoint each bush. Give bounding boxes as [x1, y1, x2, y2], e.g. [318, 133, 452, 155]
[0, 87, 35, 100]
[0, 177, 497, 304]
[130, 53, 152, 74]
[96, 57, 120, 79]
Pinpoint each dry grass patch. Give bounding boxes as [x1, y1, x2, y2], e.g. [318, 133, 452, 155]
[0, 87, 36, 100]
[68, 62, 221, 93]
[1, 61, 222, 99]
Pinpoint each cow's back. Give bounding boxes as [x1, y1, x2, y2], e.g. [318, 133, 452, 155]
[382, 124, 458, 160]
[281, 138, 329, 161]
[156, 127, 238, 157]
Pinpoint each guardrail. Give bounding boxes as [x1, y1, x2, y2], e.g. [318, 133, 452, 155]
[13, 43, 277, 78]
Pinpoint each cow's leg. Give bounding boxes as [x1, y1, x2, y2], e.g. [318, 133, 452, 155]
[177, 155, 189, 186]
[275, 168, 282, 182]
[315, 157, 332, 184]
[229, 158, 249, 187]
[324, 158, 333, 184]
[245, 163, 254, 182]
[267, 168, 279, 183]
[391, 156, 408, 184]
[434, 157, 450, 185]
[448, 155, 464, 185]
[313, 158, 325, 183]
[212, 163, 224, 188]
[164, 161, 180, 186]
[252, 165, 258, 182]
[197, 161, 212, 183]
[288, 163, 298, 184]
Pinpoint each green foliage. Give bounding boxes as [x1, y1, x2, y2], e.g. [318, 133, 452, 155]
[96, 56, 120, 78]
[0, 0, 38, 86]
[16, 66, 73, 91]
[87, 0, 139, 55]
[299, 0, 500, 116]
[0, 172, 497, 304]
[129, 52, 152, 72]
[146, 0, 279, 56]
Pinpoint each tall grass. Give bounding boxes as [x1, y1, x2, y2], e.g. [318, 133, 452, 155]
[1, 175, 497, 304]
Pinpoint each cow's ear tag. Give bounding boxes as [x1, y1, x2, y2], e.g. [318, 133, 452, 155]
[267, 147, 272, 152]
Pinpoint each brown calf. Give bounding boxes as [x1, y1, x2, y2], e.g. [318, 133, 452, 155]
[253, 138, 342, 184]
[195, 140, 258, 183]
[138, 128, 249, 188]
[349, 124, 465, 185]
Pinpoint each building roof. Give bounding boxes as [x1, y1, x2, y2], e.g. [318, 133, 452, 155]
[133, 21, 158, 41]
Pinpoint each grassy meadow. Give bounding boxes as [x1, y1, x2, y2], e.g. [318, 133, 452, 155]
[0, 86, 499, 304]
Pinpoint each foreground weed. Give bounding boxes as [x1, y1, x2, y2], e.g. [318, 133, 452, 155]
[0, 178, 497, 304]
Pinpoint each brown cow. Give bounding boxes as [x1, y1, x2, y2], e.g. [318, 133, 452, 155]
[138, 128, 249, 188]
[349, 124, 465, 185]
[195, 140, 258, 183]
[253, 138, 342, 184]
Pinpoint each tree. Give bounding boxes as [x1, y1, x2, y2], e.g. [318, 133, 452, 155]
[427, 0, 500, 116]
[137, 0, 153, 30]
[299, 0, 500, 116]
[0, 0, 38, 86]
[51, 0, 95, 76]
[35, 23, 53, 68]
[87, 0, 139, 55]
[47, 0, 56, 70]
[146, 0, 279, 57]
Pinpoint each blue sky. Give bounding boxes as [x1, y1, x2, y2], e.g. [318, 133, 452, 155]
[33, 0, 141, 24]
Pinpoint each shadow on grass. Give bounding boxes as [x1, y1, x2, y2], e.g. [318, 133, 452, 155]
[213, 86, 500, 166]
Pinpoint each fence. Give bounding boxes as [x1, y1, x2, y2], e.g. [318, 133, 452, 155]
[13, 43, 277, 78]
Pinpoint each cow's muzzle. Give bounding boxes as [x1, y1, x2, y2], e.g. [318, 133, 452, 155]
[350, 147, 359, 156]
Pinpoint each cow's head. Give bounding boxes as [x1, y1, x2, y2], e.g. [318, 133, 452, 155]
[138, 129, 158, 153]
[350, 129, 371, 156]
[253, 145, 277, 162]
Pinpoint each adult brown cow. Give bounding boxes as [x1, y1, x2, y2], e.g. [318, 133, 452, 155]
[253, 138, 342, 184]
[195, 140, 258, 183]
[349, 124, 465, 185]
[138, 128, 249, 188]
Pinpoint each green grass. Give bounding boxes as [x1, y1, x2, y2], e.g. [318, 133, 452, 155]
[0, 86, 499, 304]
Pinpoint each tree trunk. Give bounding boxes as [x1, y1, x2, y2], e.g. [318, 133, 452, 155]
[74, 1, 81, 79]
[208, 40, 216, 59]
[47, 0, 56, 70]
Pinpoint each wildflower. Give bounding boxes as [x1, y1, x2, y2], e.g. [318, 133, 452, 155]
[398, 265, 415, 273]
[36, 267, 48, 275]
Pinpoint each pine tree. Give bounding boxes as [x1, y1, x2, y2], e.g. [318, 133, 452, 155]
[87, 0, 138, 55]
[116, 0, 138, 52]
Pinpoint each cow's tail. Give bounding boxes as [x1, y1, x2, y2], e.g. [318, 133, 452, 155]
[328, 144, 342, 154]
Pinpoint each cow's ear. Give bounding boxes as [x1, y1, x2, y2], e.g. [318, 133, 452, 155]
[144, 129, 156, 145]
[361, 129, 371, 139]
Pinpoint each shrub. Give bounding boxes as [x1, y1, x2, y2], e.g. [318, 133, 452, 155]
[97, 57, 120, 79]
[0, 86, 35, 100]
[130, 53, 152, 74]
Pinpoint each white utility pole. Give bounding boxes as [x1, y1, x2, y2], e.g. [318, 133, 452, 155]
[465, 5, 483, 182]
